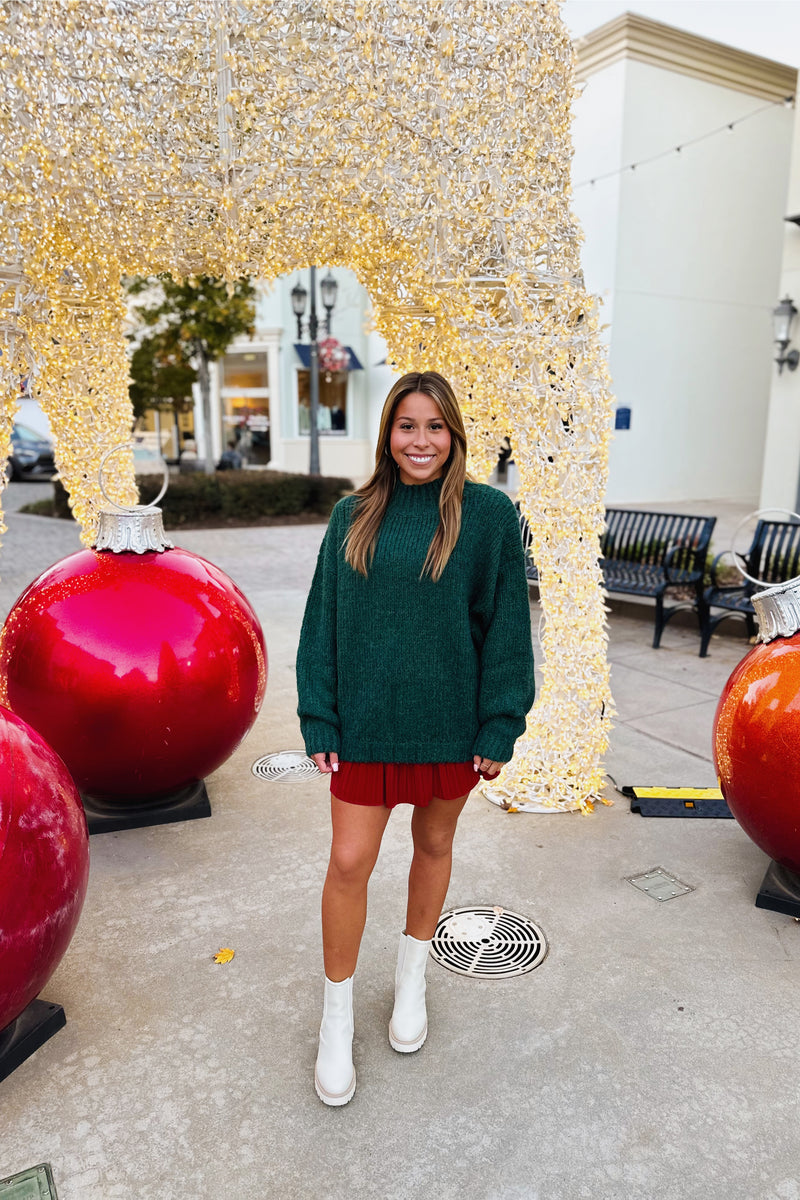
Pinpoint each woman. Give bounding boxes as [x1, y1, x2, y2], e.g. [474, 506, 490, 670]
[297, 371, 535, 1106]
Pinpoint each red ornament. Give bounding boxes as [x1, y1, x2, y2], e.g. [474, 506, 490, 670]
[0, 544, 267, 801]
[714, 630, 800, 874]
[0, 705, 89, 1032]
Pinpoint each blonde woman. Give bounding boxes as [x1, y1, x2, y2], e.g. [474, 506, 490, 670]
[297, 371, 535, 1106]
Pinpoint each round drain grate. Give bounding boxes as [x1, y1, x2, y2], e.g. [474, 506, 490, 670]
[251, 751, 321, 781]
[430, 906, 547, 979]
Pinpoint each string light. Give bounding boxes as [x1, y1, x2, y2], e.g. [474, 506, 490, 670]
[0, 0, 616, 813]
[576, 94, 794, 191]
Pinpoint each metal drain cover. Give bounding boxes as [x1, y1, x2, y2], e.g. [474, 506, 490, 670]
[251, 751, 320, 781]
[626, 866, 694, 901]
[430, 906, 548, 978]
[0, 1163, 58, 1198]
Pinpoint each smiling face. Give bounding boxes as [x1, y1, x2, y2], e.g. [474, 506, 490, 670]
[389, 391, 453, 485]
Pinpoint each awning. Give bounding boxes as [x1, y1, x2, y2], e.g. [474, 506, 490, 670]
[294, 343, 364, 370]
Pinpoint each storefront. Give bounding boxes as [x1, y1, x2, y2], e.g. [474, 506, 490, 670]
[134, 271, 396, 481]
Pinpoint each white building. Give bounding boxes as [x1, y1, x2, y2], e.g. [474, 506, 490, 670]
[572, 14, 796, 505]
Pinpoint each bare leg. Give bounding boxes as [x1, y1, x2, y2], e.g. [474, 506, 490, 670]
[406, 793, 469, 940]
[322, 796, 392, 981]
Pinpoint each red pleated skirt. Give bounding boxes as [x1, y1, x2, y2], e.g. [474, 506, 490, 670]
[330, 760, 498, 809]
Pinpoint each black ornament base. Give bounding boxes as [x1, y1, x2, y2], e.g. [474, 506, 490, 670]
[0, 1000, 66, 1083]
[82, 779, 211, 835]
[755, 859, 800, 918]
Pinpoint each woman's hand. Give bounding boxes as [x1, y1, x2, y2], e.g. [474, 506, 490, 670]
[474, 755, 504, 779]
[313, 752, 339, 774]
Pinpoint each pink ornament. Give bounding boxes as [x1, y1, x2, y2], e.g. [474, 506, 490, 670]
[0, 705, 89, 1032]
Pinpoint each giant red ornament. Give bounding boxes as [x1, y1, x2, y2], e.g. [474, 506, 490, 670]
[713, 580, 800, 874]
[0, 511, 267, 803]
[0, 705, 89, 1032]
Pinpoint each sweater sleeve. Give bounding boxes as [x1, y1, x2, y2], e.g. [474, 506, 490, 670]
[296, 503, 344, 757]
[472, 497, 536, 763]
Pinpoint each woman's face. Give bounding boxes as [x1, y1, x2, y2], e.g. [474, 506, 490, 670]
[389, 391, 452, 485]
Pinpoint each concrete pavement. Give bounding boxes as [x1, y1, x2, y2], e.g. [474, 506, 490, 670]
[1, 483, 798, 1200]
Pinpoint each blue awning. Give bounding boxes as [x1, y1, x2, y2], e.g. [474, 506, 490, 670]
[294, 343, 364, 370]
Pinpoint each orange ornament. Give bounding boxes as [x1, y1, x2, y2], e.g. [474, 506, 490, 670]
[714, 581, 800, 874]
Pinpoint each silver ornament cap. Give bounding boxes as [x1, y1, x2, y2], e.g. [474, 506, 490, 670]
[94, 508, 174, 554]
[91, 441, 173, 555]
[752, 577, 800, 643]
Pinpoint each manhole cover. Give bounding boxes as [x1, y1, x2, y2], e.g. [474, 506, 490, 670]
[251, 751, 320, 781]
[430, 906, 548, 978]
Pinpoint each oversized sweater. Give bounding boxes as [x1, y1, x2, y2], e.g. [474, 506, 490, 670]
[296, 477, 535, 765]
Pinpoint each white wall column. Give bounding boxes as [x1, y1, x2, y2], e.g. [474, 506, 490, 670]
[759, 106, 800, 512]
[209, 360, 223, 464]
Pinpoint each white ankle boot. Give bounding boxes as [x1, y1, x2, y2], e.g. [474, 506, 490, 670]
[315, 975, 356, 1106]
[389, 932, 431, 1053]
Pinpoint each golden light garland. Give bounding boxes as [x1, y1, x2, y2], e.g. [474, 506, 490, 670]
[37, 266, 139, 534]
[0, 0, 615, 812]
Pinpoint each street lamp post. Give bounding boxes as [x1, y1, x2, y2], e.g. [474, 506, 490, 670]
[320, 269, 338, 334]
[291, 267, 339, 476]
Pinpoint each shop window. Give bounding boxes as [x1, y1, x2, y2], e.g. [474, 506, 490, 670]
[221, 351, 270, 464]
[297, 369, 348, 435]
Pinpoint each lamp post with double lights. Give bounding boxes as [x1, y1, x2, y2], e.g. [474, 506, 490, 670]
[291, 268, 339, 475]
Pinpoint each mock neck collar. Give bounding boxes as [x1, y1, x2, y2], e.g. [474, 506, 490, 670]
[390, 475, 444, 507]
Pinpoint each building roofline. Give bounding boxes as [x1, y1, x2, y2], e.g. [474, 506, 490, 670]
[574, 12, 797, 102]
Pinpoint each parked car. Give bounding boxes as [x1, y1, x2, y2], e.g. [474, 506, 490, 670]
[8, 422, 56, 481]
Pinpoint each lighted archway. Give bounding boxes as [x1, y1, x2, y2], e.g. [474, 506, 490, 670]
[0, 0, 614, 811]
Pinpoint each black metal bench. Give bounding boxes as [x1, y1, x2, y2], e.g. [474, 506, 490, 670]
[701, 519, 800, 656]
[517, 505, 716, 654]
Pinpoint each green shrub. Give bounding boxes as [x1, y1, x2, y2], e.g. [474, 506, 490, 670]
[54, 478, 72, 518]
[19, 479, 72, 518]
[139, 470, 352, 525]
[21, 470, 353, 526]
[16, 495, 54, 516]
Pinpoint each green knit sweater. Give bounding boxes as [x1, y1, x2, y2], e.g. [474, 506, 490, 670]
[296, 477, 535, 764]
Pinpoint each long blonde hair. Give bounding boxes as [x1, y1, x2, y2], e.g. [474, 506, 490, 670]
[344, 371, 469, 581]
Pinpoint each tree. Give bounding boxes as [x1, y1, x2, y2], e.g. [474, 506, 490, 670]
[128, 330, 196, 420]
[126, 275, 256, 473]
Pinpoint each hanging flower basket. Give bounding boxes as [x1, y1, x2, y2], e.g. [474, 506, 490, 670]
[318, 337, 349, 374]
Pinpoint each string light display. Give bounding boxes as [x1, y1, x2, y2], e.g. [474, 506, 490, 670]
[0, 0, 615, 812]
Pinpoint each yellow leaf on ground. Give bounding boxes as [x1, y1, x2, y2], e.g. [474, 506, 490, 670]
[213, 947, 235, 964]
